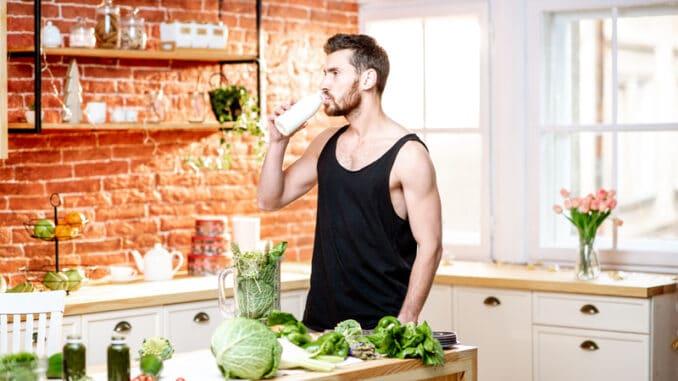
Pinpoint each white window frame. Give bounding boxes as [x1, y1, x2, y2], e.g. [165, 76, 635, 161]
[526, 0, 678, 272]
[359, 0, 493, 261]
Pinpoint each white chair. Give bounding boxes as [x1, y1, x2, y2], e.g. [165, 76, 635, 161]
[0, 290, 66, 357]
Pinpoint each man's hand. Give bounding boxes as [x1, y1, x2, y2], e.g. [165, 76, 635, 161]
[267, 100, 309, 143]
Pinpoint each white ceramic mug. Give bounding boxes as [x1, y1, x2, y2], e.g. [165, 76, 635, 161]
[109, 265, 137, 282]
[85, 101, 107, 124]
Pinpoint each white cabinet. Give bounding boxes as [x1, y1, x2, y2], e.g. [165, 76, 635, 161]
[163, 300, 225, 353]
[533, 325, 648, 381]
[454, 286, 532, 381]
[280, 289, 308, 320]
[533, 291, 677, 381]
[82, 306, 162, 366]
[420, 284, 454, 332]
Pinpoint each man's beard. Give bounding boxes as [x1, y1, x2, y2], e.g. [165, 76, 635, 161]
[324, 79, 361, 117]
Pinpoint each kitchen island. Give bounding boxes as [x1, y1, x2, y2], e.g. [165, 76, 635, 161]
[88, 345, 477, 381]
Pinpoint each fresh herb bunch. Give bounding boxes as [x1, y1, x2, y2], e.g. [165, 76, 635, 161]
[367, 316, 445, 366]
[231, 241, 287, 319]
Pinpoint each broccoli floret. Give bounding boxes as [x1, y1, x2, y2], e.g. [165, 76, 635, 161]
[138, 336, 174, 361]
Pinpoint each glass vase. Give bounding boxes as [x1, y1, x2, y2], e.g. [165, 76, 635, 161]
[576, 236, 601, 280]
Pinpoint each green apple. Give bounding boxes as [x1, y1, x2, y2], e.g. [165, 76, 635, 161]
[33, 218, 55, 239]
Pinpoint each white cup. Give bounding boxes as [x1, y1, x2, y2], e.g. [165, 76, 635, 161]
[85, 101, 107, 124]
[231, 216, 260, 252]
[109, 265, 137, 282]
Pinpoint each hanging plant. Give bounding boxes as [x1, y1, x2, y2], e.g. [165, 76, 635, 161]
[186, 73, 265, 170]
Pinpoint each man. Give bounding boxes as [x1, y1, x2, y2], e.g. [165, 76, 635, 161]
[258, 33, 442, 331]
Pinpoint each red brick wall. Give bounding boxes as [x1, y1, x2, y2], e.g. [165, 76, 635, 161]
[0, 0, 357, 286]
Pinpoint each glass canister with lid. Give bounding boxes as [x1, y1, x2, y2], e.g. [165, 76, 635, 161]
[95, 0, 120, 49]
[121, 8, 147, 50]
[69, 16, 96, 48]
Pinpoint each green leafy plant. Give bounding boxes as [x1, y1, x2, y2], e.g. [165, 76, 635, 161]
[185, 79, 265, 171]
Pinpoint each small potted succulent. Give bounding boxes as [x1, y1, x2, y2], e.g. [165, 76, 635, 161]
[25, 101, 36, 124]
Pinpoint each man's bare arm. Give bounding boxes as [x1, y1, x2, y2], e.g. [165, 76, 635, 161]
[395, 142, 443, 324]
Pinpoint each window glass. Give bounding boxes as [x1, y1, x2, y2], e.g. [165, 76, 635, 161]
[424, 16, 480, 129]
[540, 132, 613, 247]
[427, 133, 482, 244]
[616, 11, 678, 124]
[543, 12, 612, 125]
[617, 131, 678, 244]
[365, 20, 424, 129]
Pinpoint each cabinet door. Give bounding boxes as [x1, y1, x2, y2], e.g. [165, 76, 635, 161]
[420, 285, 454, 332]
[533, 325, 649, 381]
[454, 286, 532, 381]
[82, 306, 162, 366]
[163, 300, 226, 354]
[280, 290, 308, 320]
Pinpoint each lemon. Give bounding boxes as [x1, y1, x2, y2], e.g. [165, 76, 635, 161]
[139, 354, 163, 376]
[55, 224, 78, 239]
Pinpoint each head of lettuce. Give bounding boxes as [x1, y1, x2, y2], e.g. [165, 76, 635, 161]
[211, 317, 282, 379]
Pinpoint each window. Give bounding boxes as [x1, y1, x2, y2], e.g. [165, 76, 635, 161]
[531, 1, 678, 269]
[360, 0, 490, 259]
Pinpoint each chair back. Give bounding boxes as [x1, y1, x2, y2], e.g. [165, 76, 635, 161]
[0, 290, 66, 357]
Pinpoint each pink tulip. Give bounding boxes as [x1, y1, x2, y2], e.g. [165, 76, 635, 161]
[597, 189, 607, 199]
[598, 201, 609, 212]
[571, 197, 581, 208]
[608, 199, 617, 210]
[560, 188, 570, 198]
[553, 205, 563, 214]
[608, 190, 616, 198]
[580, 197, 591, 211]
[578, 205, 589, 213]
[590, 200, 599, 211]
[564, 199, 572, 209]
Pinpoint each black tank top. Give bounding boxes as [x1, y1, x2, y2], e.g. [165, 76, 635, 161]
[302, 126, 425, 331]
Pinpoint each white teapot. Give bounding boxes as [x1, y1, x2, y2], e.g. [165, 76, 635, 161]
[130, 243, 184, 281]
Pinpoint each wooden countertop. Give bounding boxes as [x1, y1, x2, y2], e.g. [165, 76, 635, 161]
[89, 345, 478, 381]
[64, 272, 309, 316]
[63, 261, 676, 316]
[435, 261, 677, 298]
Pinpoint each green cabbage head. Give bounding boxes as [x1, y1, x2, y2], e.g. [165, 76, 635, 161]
[210, 317, 282, 380]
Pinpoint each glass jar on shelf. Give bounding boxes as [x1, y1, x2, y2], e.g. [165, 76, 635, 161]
[95, 0, 120, 49]
[69, 16, 96, 48]
[145, 89, 170, 124]
[120, 8, 147, 50]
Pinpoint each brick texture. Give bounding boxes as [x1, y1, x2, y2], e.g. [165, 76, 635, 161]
[0, 0, 358, 284]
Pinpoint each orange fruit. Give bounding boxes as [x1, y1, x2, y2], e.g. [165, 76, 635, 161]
[55, 224, 78, 239]
[65, 211, 86, 229]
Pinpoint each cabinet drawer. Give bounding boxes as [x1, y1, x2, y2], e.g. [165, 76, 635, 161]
[163, 300, 225, 353]
[533, 325, 649, 381]
[82, 307, 162, 366]
[533, 292, 649, 333]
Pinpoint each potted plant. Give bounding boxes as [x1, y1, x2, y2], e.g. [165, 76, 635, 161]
[25, 101, 36, 124]
[185, 78, 265, 170]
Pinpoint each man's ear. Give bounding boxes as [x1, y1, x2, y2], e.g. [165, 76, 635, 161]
[360, 68, 378, 91]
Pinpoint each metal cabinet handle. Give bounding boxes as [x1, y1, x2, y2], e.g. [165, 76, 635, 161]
[580, 340, 599, 351]
[114, 321, 132, 334]
[580, 304, 599, 315]
[193, 312, 210, 324]
[483, 296, 501, 306]
[672, 337, 678, 352]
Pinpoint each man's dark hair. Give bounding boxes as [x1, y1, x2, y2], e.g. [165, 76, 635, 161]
[324, 33, 390, 95]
